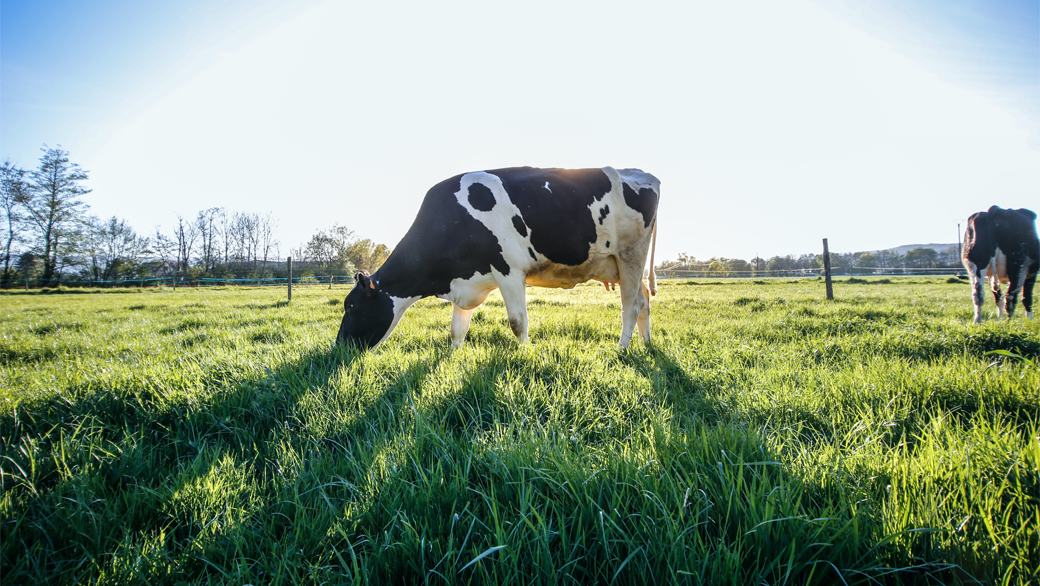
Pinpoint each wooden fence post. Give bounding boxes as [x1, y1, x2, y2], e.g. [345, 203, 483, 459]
[287, 257, 293, 302]
[957, 223, 962, 261]
[822, 238, 833, 300]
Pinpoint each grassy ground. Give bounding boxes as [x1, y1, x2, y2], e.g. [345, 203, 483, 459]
[1, 278, 1037, 585]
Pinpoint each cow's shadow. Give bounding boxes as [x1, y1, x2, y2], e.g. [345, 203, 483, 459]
[0, 342, 366, 490]
[1, 340, 411, 581]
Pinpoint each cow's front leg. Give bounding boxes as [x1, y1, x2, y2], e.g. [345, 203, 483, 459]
[967, 264, 985, 323]
[451, 305, 474, 348]
[496, 276, 529, 343]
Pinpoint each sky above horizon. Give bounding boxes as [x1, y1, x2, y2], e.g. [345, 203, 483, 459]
[2, 0, 1037, 262]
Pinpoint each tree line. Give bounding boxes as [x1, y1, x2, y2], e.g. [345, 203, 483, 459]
[4, 146, 964, 288]
[1, 147, 391, 287]
[657, 246, 962, 277]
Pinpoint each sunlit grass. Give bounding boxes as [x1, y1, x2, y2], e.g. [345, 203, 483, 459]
[1, 278, 1037, 584]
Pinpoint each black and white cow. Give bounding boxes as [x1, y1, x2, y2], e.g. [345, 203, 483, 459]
[961, 205, 1038, 322]
[336, 166, 660, 349]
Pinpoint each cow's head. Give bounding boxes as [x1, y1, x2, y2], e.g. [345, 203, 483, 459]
[336, 271, 395, 350]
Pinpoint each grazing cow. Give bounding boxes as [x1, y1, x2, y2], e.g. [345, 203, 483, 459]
[961, 206, 1038, 322]
[337, 166, 660, 349]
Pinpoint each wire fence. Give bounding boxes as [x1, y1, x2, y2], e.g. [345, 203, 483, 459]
[1, 274, 357, 290]
[656, 266, 968, 279]
[2, 267, 970, 291]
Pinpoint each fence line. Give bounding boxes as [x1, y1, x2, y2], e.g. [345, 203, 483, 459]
[3, 267, 969, 290]
[656, 266, 967, 279]
[1, 275, 356, 290]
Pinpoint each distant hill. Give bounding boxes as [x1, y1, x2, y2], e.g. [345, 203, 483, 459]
[882, 243, 958, 256]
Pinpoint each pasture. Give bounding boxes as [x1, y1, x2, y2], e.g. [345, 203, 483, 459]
[1, 278, 1037, 585]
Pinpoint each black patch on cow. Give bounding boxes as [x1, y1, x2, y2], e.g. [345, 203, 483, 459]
[605, 240, 610, 248]
[373, 175, 511, 300]
[512, 214, 528, 237]
[622, 183, 659, 228]
[528, 247, 537, 260]
[337, 286, 395, 349]
[468, 182, 496, 212]
[598, 205, 609, 225]
[488, 167, 612, 266]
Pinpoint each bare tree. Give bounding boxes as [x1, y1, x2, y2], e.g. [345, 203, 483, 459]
[215, 208, 230, 267]
[245, 213, 261, 270]
[195, 207, 224, 272]
[257, 212, 278, 278]
[227, 212, 258, 271]
[227, 213, 244, 266]
[53, 218, 88, 279]
[0, 161, 30, 286]
[20, 146, 91, 284]
[87, 216, 148, 280]
[174, 214, 199, 274]
[151, 227, 177, 278]
[82, 215, 105, 282]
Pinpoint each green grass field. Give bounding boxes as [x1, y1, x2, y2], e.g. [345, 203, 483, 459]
[1, 278, 1037, 585]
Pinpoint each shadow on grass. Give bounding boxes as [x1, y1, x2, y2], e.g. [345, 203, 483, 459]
[2, 316, 1026, 584]
[0, 342, 381, 583]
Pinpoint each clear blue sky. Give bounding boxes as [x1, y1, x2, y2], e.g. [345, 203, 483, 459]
[2, 0, 1037, 261]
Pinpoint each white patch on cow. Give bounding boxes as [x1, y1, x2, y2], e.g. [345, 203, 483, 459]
[987, 249, 1007, 318]
[987, 248, 1008, 282]
[965, 259, 984, 322]
[436, 265, 528, 347]
[453, 172, 537, 275]
[543, 181, 551, 193]
[374, 295, 420, 348]
[617, 168, 661, 194]
[438, 272, 498, 310]
[450, 305, 474, 348]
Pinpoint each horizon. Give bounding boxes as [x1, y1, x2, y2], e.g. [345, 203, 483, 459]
[3, 0, 1037, 262]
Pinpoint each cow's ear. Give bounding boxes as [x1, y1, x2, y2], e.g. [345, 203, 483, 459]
[354, 270, 376, 293]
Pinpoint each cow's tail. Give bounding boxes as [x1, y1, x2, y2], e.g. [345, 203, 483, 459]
[648, 217, 658, 297]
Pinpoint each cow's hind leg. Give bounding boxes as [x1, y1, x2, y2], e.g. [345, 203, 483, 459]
[451, 305, 474, 348]
[618, 260, 649, 349]
[636, 279, 652, 344]
[991, 274, 1005, 318]
[1003, 266, 1027, 319]
[1023, 271, 1036, 319]
[497, 275, 529, 344]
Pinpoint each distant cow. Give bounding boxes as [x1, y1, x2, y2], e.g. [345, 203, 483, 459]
[961, 206, 1038, 322]
[336, 166, 660, 349]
